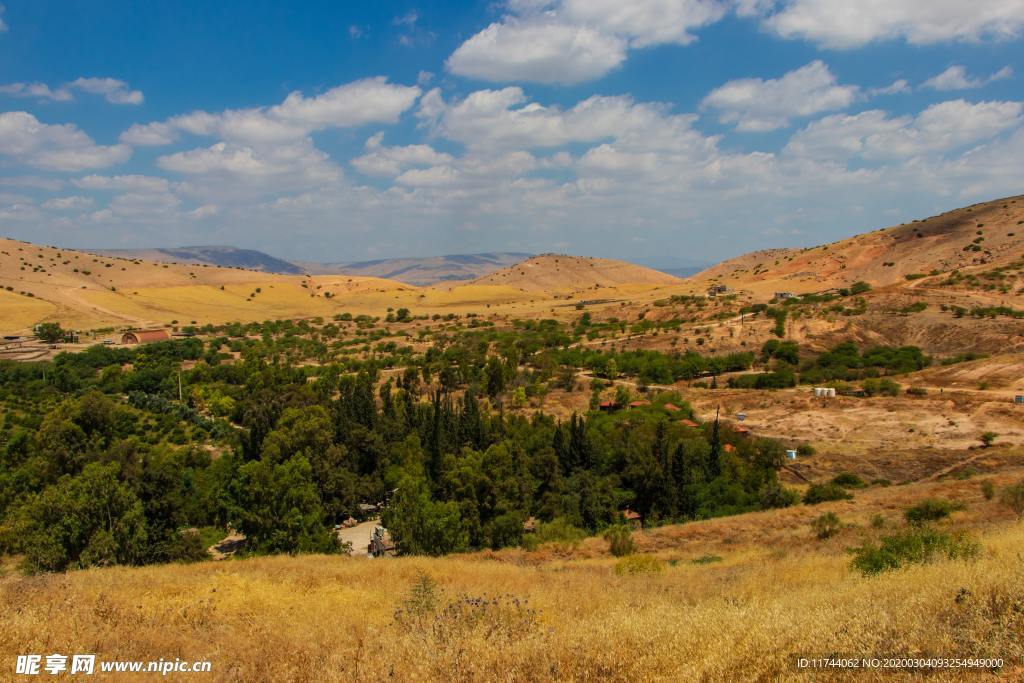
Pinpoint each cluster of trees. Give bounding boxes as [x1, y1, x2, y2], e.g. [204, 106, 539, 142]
[554, 348, 755, 385]
[0, 326, 797, 569]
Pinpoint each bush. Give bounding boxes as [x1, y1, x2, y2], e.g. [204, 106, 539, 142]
[980, 480, 995, 501]
[851, 526, 979, 575]
[803, 483, 853, 505]
[520, 517, 587, 551]
[796, 444, 816, 457]
[904, 498, 964, 525]
[830, 472, 867, 489]
[862, 378, 901, 397]
[603, 525, 636, 557]
[906, 386, 928, 396]
[690, 554, 722, 565]
[811, 512, 841, 539]
[980, 431, 998, 448]
[1000, 481, 1024, 518]
[614, 554, 663, 575]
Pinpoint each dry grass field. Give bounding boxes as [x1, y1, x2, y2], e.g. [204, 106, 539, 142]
[2, 469, 1022, 682]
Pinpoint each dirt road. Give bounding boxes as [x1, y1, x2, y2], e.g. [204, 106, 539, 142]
[338, 519, 381, 556]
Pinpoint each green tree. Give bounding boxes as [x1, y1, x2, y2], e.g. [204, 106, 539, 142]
[383, 474, 468, 555]
[231, 455, 338, 554]
[9, 463, 148, 572]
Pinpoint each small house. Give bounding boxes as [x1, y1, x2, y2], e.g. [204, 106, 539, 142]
[599, 400, 620, 412]
[723, 443, 736, 453]
[121, 328, 171, 345]
[622, 509, 642, 530]
[1015, 395, 1024, 405]
[679, 418, 700, 428]
[629, 400, 651, 408]
[786, 449, 797, 460]
[774, 291, 796, 300]
[663, 402, 682, 412]
[734, 425, 750, 436]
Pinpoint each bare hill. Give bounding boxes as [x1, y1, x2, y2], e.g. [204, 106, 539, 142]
[466, 254, 682, 293]
[695, 195, 1024, 297]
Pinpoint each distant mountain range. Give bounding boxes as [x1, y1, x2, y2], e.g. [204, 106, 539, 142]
[93, 246, 535, 285]
[94, 246, 306, 275]
[296, 252, 534, 286]
[91, 245, 698, 286]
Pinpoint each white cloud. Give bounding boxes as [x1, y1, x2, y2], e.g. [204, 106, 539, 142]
[73, 174, 171, 193]
[701, 61, 859, 131]
[0, 77, 143, 104]
[0, 82, 73, 101]
[785, 99, 1023, 161]
[923, 65, 1013, 91]
[0, 112, 131, 171]
[351, 133, 454, 176]
[120, 77, 420, 146]
[41, 195, 94, 210]
[68, 77, 144, 105]
[417, 86, 707, 152]
[757, 0, 1024, 49]
[868, 79, 910, 96]
[447, 0, 725, 84]
[447, 20, 626, 85]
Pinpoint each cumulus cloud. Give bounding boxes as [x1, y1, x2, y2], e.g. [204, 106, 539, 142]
[121, 77, 420, 146]
[701, 61, 859, 131]
[785, 99, 1023, 160]
[756, 0, 1024, 48]
[0, 77, 143, 104]
[41, 195, 94, 210]
[923, 65, 1013, 91]
[447, 0, 725, 84]
[0, 112, 131, 171]
[351, 132, 454, 176]
[68, 77, 144, 104]
[868, 79, 911, 96]
[73, 174, 171, 193]
[0, 82, 73, 101]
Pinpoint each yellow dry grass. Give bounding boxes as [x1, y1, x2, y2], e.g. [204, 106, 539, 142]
[2, 511, 1022, 681]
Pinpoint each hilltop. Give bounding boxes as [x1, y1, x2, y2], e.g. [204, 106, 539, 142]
[694, 195, 1024, 296]
[466, 254, 681, 293]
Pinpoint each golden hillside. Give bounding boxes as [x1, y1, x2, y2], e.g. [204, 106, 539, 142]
[694, 195, 1024, 297]
[2, 464, 1022, 681]
[466, 254, 681, 294]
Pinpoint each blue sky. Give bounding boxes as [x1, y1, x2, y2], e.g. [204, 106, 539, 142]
[1, 1, 1022, 268]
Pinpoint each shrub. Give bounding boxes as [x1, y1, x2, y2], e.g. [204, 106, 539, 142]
[803, 483, 853, 505]
[604, 525, 636, 557]
[906, 386, 928, 396]
[1000, 481, 1024, 519]
[850, 526, 979, 575]
[870, 513, 886, 529]
[980, 480, 995, 501]
[614, 554, 663, 575]
[811, 512, 841, 539]
[520, 518, 587, 551]
[980, 431, 998, 448]
[690, 554, 722, 565]
[796, 444, 816, 457]
[831, 472, 867, 489]
[904, 498, 964, 525]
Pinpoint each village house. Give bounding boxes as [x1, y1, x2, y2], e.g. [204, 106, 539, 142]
[120, 328, 171, 344]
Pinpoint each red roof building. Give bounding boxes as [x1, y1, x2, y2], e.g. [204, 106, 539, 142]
[679, 419, 700, 428]
[629, 400, 651, 408]
[121, 329, 171, 344]
[724, 443, 736, 453]
[663, 403, 682, 412]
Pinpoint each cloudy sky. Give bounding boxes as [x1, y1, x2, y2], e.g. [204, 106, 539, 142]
[0, 1, 1022, 268]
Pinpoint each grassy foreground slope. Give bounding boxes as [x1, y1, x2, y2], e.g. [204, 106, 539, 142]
[3, 489, 1021, 682]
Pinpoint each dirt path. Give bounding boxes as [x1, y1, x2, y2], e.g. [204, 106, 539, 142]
[338, 519, 381, 556]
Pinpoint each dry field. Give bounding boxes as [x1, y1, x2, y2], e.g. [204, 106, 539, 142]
[2, 468, 1022, 682]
